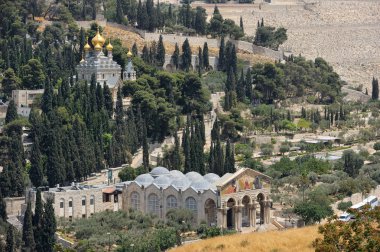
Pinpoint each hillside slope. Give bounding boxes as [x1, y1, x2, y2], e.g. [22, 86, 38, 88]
[170, 226, 320, 252]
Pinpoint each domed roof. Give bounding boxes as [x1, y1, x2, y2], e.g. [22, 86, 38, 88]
[186, 172, 203, 182]
[150, 166, 170, 177]
[91, 27, 105, 47]
[169, 170, 185, 178]
[106, 39, 113, 51]
[84, 38, 91, 51]
[153, 176, 172, 188]
[135, 174, 154, 187]
[94, 42, 102, 51]
[171, 177, 191, 190]
[203, 173, 221, 183]
[127, 50, 133, 58]
[191, 178, 212, 191]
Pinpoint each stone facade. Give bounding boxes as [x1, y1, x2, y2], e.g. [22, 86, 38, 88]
[12, 89, 44, 108]
[28, 184, 122, 220]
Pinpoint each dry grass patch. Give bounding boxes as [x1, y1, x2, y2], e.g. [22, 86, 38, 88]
[169, 226, 320, 252]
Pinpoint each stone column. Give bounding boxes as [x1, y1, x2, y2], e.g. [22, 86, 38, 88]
[234, 205, 243, 232]
[264, 200, 271, 224]
[249, 201, 257, 228]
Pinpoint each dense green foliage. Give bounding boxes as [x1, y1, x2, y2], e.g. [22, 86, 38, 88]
[254, 19, 287, 50]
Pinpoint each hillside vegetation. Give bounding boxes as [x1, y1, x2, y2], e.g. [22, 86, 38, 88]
[169, 226, 320, 252]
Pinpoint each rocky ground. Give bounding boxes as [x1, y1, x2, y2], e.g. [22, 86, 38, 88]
[193, 0, 380, 92]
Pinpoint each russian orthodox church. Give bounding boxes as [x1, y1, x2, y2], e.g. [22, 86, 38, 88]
[76, 27, 136, 95]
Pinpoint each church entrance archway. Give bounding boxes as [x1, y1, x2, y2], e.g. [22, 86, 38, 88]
[205, 199, 217, 226]
[242, 195, 250, 227]
[226, 198, 236, 229]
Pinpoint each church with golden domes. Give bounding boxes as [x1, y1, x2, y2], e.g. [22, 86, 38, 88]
[76, 27, 136, 93]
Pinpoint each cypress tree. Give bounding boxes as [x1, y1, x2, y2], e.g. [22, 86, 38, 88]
[218, 36, 225, 71]
[172, 43, 180, 69]
[183, 117, 191, 173]
[237, 69, 246, 102]
[0, 189, 6, 221]
[5, 100, 17, 124]
[372, 77, 379, 100]
[209, 119, 224, 176]
[142, 119, 149, 172]
[240, 16, 244, 33]
[142, 45, 150, 63]
[173, 131, 181, 170]
[6, 225, 15, 252]
[245, 68, 252, 102]
[29, 135, 44, 188]
[181, 39, 192, 72]
[132, 43, 138, 57]
[116, 0, 125, 24]
[22, 202, 35, 251]
[41, 198, 56, 252]
[224, 139, 235, 173]
[203, 42, 209, 70]
[41, 78, 53, 115]
[103, 84, 113, 118]
[156, 35, 165, 67]
[46, 130, 65, 187]
[197, 47, 203, 75]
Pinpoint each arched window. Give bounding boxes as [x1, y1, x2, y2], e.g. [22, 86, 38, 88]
[90, 195, 95, 206]
[167, 195, 177, 209]
[148, 193, 160, 216]
[130, 192, 140, 210]
[185, 197, 197, 215]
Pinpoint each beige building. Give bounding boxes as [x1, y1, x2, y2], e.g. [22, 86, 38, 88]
[29, 184, 122, 221]
[29, 167, 272, 231]
[121, 167, 272, 231]
[12, 89, 44, 108]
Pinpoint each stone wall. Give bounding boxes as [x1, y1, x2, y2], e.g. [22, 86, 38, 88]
[5, 197, 25, 216]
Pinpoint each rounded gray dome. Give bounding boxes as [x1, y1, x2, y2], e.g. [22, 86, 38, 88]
[203, 173, 221, 183]
[186, 171, 203, 182]
[169, 170, 185, 178]
[150, 166, 170, 177]
[153, 176, 172, 188]
[135, 174, 154, 187]
[191, 178, 212, 191]
[172, 177, 191, 190]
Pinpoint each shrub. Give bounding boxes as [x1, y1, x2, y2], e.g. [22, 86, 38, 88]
[337, 201, 352, 212]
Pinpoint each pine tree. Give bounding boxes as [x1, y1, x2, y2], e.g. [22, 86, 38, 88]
[172, 43, 180, 69]
[181, 39, 192, 72]
[22, 202, 35, 251]
[202, 42, 209, 70]
[5, 100, 17, 124]
[41, 198, 56, 252]
[0, 189, 7, 221]
[372, 77, 379, 100]
[29, 135, 44, 188]
[6, 225, 15, 252]
[156, 35, 165, 67]
[218, 36, 225, 71]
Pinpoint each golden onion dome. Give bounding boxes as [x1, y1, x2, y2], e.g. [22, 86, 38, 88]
[94, 42, 102, 51]
[106, 39, 113, 51]
[84, 38, 91, 51]
[127, 49, 133, 58]
[91, 27, 105, 47]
